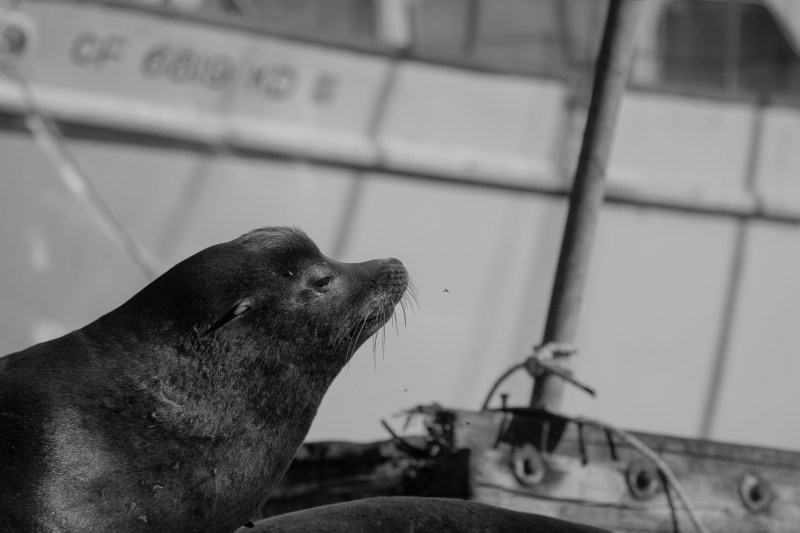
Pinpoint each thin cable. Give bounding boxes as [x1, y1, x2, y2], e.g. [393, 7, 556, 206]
[577, 417, 710, 533]
[480, 362, 525, 411]
[659, 469, 681, 533]
[0, 65, 157, 280]
[481, 343, 591, 411]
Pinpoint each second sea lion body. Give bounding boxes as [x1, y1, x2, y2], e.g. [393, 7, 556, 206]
[245, 496, 612, 533]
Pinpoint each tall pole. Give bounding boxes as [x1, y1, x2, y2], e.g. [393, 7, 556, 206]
[530, 0, 642, 410]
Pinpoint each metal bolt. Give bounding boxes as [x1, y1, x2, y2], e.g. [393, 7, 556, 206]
[625, 459, 660, 500]
[510, 443, 546, 487]
[739, 473, 772, 513]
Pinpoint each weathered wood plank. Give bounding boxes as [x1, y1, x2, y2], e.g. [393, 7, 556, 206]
[449, 408, 800, 533]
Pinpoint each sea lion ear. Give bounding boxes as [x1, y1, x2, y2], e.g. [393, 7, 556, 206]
[234, 298, 253, 316]
[204, 297, 253, 336]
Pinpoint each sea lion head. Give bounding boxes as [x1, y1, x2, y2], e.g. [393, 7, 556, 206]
[228, 226, 410, 367]
[120, 226, 410, 378]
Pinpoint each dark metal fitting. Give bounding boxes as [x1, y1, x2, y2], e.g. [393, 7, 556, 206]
[625, 459, 660, 500]
[739, 472, 773, 513]
[510, 443, 546, 487]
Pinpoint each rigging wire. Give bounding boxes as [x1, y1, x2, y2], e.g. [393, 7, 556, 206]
[0, 15, 157, 280]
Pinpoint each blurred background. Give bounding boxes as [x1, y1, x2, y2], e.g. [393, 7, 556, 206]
[1, 0, 800, 451]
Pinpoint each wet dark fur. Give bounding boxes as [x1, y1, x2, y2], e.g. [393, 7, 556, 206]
[243, 497, 612, 533]
[0, 227, 408, 532]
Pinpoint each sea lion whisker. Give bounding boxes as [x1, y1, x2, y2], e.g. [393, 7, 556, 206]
[343, 312, 364, 363]
[344, 327, 358, 366]
[356, 318, 370, 358]
[399, 300, 408, 327]
[391, 311, 399, 338]
[400, 286, 418, 316]
[347, 315, 370, 362]
[407, 295, 416, 317]
[381, 309, 387, 359]
[345, 314, 371, 374]
[406, 280, 420, 310]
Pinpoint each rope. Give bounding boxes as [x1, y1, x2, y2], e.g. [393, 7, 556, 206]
[0, 18, 157, 280]
[576, 417, 710, 533]
[523, 343, 595, 397]
[659, 469, 681, 533]
[480, 361, 526, 411]
[480, 342, 592, 410]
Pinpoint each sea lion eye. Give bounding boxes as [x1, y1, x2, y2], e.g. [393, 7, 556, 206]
[311, 276, 333, 291]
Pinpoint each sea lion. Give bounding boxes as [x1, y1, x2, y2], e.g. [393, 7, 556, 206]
[0, 227, 409, 533]
[242, 496, 612, 532]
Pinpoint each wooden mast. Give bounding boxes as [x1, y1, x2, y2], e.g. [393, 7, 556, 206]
[530, 0, 642, 410]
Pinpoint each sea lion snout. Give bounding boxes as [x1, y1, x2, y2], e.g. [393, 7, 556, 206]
[358, 258, 408, 308]
[333, 257, 409, 351]
[355, 257, 407, 292]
